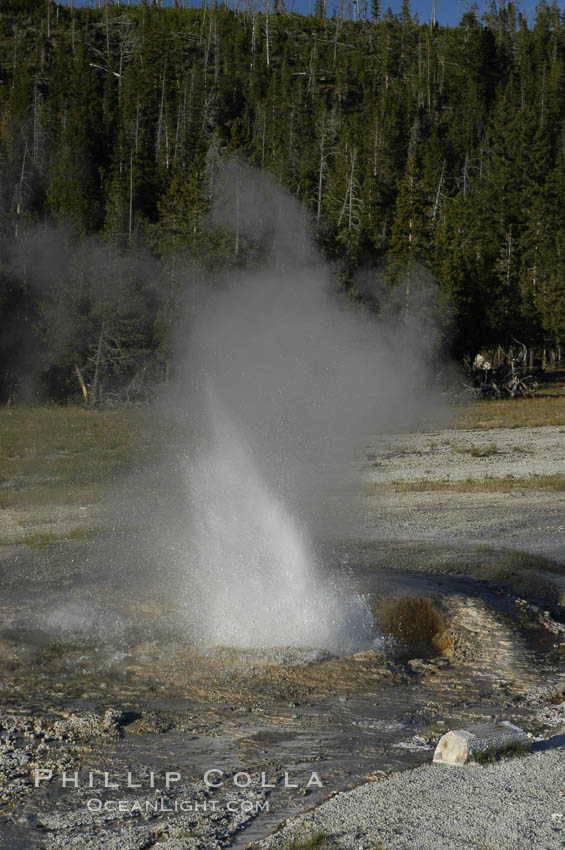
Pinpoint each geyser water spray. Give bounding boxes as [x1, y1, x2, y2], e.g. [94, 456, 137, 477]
[183, 391, 374, 651]
[169, 160, 445, 652]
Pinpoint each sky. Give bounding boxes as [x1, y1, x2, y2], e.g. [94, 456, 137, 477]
[377, 1, 542, 27]
[387, 0, 475, 26]
[281, 0, 552, 26]
[61, 0, 561, 29]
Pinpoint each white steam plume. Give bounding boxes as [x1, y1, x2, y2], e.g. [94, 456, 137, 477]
[164, 160, 447, 651]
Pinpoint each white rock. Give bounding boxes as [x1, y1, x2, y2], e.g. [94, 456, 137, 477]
[433, 721, 530, 765]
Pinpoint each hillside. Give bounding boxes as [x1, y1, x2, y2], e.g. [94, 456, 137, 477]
[1, 1, 565, 400]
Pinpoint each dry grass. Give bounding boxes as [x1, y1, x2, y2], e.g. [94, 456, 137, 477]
[0, 406, 151, 476]
[0, 406, 195, 546]
[373, 596, 452, 657]
[470, 741, 531, 764]
[454, 442, 500, 457]
[20, 528, 99, 549]
[367, 474, 565, 493]
[282, 831, 332, 850]
[0, 406, 163, 508]
[454, 390, 565, 430]
[0, 485, 97, 508]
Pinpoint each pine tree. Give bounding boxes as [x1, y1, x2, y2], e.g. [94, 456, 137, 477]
[388, 154, 430, 283]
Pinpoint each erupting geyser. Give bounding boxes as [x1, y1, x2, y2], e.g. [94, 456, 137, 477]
[184, 392, 374, 651]
[167, 160, 443, 652]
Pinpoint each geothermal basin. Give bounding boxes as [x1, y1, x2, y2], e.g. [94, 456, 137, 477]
[0, 521, 563, 849]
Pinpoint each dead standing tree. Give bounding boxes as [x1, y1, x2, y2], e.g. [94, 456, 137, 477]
[64, 242, 158, 406]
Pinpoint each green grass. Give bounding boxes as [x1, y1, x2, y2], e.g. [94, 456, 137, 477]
[0, 405, 171, 509]
[454, 442, 500, 457]
[0, 406, 150, 485]
[0, 485, 97, 508]
[454, 390, 565, 430]
[504, 548, 565, 574]
[470, 741, 531, 765]
[20, 528, 99, 549]
[282, 830, 333, 850]
[367, 473, 565, 493]
[0, 405, 197, 545]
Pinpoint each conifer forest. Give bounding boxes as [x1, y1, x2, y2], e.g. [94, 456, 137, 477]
[1, 0, 565, 403]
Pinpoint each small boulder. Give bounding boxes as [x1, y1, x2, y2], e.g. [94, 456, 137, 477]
[433, 721, 530, 765]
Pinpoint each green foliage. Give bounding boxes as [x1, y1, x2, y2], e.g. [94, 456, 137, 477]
[1, 1, 565, 399]
[455, 442, 500, 457]
[20, 528, 98, 549]
[282, 829, 333, 850]
[470, 741, 530, 764]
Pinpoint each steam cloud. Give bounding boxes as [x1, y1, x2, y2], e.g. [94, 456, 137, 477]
[3, 161, 447, 655]
[164, 160, 447, 652]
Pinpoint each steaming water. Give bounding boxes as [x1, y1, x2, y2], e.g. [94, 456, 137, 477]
[182, 396, 375, 652]
[169, 161, 444, 654]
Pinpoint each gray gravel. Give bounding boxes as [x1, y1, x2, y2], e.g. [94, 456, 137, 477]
[365, 425, 565, 484]
[258, 744, 565, 850]
[364, 488, 565, 568]
[362, 424, 565, 566]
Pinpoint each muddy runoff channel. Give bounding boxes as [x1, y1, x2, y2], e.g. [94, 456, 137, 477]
[0, 535, 564, 849]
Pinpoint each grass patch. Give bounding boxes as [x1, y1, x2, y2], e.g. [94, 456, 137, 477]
[20, 528, 99, 549]
[0, 485, 97, 508]
[20, 531, 60, 549]
[367, 473, 565, 493]
[0, 405, 176, 509]
[0, 406, 154, 479]
[454, 442, 499, 457]
[454, 391, 565, 430]
[505, 549, 565, 574]
[373, 596, 452, 657]
[282, 830, 333, 849]
[470, 741, 531, 765]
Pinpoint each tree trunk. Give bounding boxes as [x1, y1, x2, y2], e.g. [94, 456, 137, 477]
[91, 323, 106, 406]
[432, 160, 445, 224]
[234, 162, 241, 256]
[128, 151, 133, 241]
[75, 365, 88, 404]
[265, 0, 271, 68]
[316, 115, 326, 223]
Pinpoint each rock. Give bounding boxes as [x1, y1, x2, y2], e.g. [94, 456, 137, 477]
[433, 721, 531, 765]
[350, 650, 385, 664]
[103, 708, 125, 736]
[407, 659, 430, 673]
